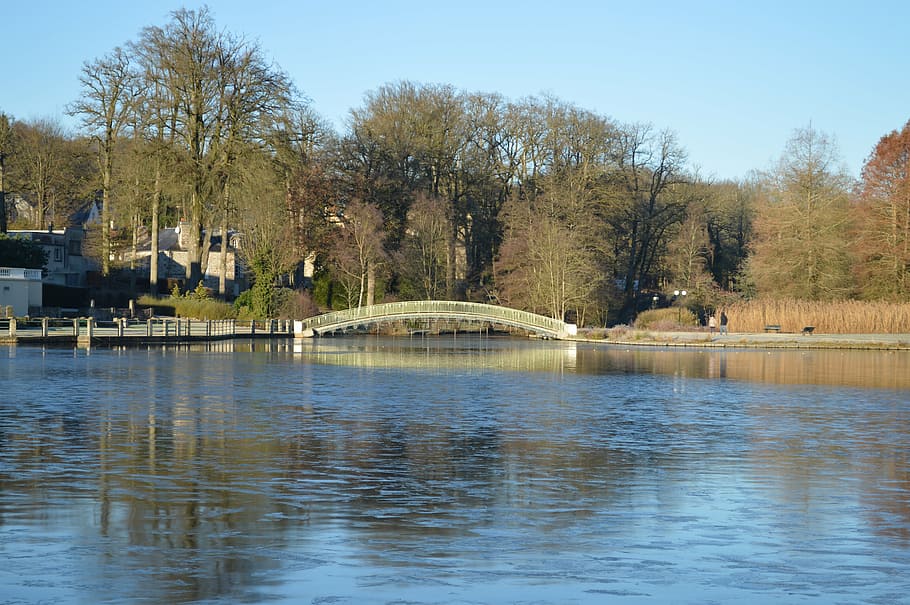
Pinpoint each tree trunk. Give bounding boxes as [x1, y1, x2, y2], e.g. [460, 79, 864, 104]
[100, 137, 115, 276]
[150, 162, 161, 297]
[0, 156, 7, 234]
[366, 262, 376, 307]
[219, 211, 228, 298]
[187, 188, 204, 291]
[446, 222, 456, 299]
[130, 210, 138, 297]
[36, 191, 45, 230]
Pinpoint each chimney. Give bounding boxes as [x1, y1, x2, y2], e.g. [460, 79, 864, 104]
[177, 220, 193, 250]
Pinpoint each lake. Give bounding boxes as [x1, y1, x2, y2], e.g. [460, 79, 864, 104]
[1, 337, 909, 604]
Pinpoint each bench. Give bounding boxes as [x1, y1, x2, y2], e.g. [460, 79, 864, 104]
[764, 325, 781, 333]
[802, 326, 815, 335]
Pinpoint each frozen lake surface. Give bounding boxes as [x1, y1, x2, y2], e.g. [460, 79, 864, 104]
[1, 338, 909, 604]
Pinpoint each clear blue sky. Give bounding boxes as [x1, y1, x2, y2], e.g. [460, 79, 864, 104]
[3, 0, 909, 181]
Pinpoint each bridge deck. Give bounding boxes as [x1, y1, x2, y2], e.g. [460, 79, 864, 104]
[296, 301, 571, 339]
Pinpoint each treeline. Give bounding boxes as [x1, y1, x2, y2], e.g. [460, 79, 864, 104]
[1, 7, 908, 322]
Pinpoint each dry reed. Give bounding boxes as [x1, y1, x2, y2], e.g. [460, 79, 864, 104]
[722, 299, 910, 334]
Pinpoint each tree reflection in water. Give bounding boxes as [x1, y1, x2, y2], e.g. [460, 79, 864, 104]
[0, 338, 908, 603]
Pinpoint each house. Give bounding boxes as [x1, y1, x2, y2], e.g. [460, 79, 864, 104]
[70, 200, 102, 227]
[0, 267, 43, 316]
[6, 196, 101, 231]
[131, 221, 247, 297]
[5, 228, 96, 312]
[7, 227, 94, 288]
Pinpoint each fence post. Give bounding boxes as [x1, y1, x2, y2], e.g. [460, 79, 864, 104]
[118, 318, 125, 337]
[9, 317, 16, 338]
[251, 320, 256, 335]
[41, 317, 49, 338]
[147, 318, 153, 337]
[86, 317, 95, 340]
[73, 318, 79, 336]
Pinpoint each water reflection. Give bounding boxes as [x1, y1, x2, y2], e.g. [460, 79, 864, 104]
[0, 339, 909, 603]
[292, 337, 910, 390]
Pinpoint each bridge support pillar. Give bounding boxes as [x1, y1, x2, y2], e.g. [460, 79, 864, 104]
[294, 320, 315, 338]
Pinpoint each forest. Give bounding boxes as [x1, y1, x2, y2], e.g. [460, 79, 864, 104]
[1, 7, 909, 325]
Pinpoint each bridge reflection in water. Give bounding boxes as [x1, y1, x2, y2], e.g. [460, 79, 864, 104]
[288, 337, 910, 390]
[291, 336, 579, 373]
[104, 335, 910, 390]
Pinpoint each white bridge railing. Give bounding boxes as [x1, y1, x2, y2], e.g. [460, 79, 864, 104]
[295, 301, 571, 339]
[1, 302, 572, 342]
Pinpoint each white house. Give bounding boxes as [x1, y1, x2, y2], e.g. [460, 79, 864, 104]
[7, 228, 94, 287]
[0, 267, 43, 316]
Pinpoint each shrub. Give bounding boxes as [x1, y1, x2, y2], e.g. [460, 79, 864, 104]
[274, 289, 321, 319]
[137, 294, 235, 320]
[0, 235, 48, 269]
[174, 297, 236, 320]
[634, 308, 698, 329]
[606, 325, 633, 340]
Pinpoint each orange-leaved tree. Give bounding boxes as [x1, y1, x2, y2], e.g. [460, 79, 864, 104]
[855, 119, 910, 300]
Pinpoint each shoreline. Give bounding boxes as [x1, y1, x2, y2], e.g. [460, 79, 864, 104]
[3, 325, 909, 351]
[571, 330, 910, 350]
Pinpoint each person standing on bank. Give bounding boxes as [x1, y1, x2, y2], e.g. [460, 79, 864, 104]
[708, 313, 717, 335]
[720, 310, 728, 335]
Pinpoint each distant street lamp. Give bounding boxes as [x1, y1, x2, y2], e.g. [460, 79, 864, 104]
[673, 289, 688, 324]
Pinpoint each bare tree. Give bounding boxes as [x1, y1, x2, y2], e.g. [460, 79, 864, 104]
[398, 193, 449, 299]
[330, 199, 387, 308]
[233, 154, 300, 317]
[496, 181, 603, 321]
[665, 182, 726, 310]
[70, 47, 142, 275]
[603, 123, 689, 310]
[747, 126, 853, 299]
[138, 77, 178, 297]
[269, 107, 334, 287]
[10, 118, 82, 229]
[133, 7, 295, 291]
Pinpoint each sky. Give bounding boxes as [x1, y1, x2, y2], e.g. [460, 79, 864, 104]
[2, 0, 909, 181]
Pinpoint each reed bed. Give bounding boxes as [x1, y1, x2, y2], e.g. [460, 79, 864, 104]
[723, 299, 910, 334]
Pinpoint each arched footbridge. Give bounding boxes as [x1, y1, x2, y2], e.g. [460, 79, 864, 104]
[294, 301, 576, 340]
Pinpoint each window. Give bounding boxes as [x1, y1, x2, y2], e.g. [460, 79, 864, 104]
[54, 247, 64, 262]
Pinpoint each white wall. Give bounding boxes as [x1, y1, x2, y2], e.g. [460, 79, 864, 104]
[0, 268, 44, 315]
